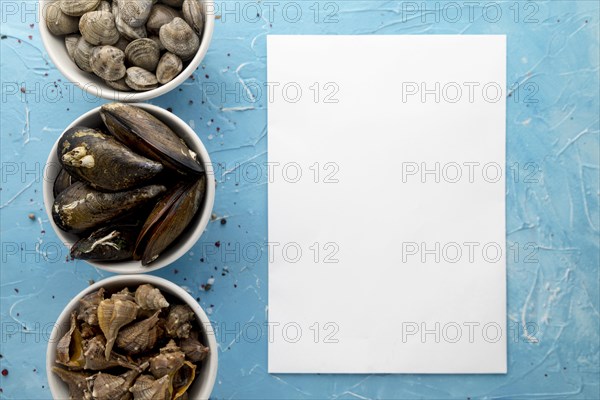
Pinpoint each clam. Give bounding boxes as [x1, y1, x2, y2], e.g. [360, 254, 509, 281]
[119, 0, 154, 27]
[52, 182, 166, 233]
[115, 13, 148, 41]
[116, 311, 160, 354]
[105, 77, 131, 91]
[182, 0, 204, 35]
[64, 34, 80, 61]
[148, 35, 165, 51]
[90, 46, 127, 81]
[45, 1, 80, 36]
[70, 224, 141, 261]
[77, 288, 105, 326]
[125, 67, 159, 91]
[159, 17, 199, 61]
[125, 39, 160, 71]
[79, 11, 120, 45]
[51, 367, 92, 399]
[165, 305, 194, 339]
[60, 0, 101, 17]
[149, 340, 185, 378]
[134, 178, 205, 265]
[97, 0, 112, 13]
[83, 335, 139, 370]
[113, 36, 131, 52]
[73, 36, 96, 72]
[135, 284, 170, 310]
[57, 127, 163, 191]
[156, 52, 182, 84]
[179, 332, 209, 362]
[97, 297, 139, 359]
[146, 4, 181, 34]
[53, 168, 76, 197]
[56, 311, 85, 370]
[100, 103, 204, 175]
[172, 361, 196, 400]
[130, 374, 171, 400]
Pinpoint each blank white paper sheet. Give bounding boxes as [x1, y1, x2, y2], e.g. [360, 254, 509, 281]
[267, 35, 506, 374]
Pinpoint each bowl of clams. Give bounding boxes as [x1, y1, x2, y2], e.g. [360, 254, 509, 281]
[43, 103, 215, 273]
[39, 0, 214, 101]
[46, 275, 218, 399]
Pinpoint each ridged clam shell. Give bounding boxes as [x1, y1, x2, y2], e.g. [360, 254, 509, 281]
[97, 0, 111, 12]
[146, 4, 181, 34]
[125, 38, 160, 71]
[45, 1, 80, 36]
[105, 77, 131, 91]
[148, 35, 165, 51]
[115, 13, 148, 41]
[158, 17, 199, 61]
[155, 52, 182, 84]
[90, 46, 127, 81]
[73, 36, 96, 72]
[119, 0, 153, 27]
[125, 67, 158, 91]
[182, 0, 204, 35]
[64, 34, 80, 61]
[79, 11, 120, 45]
[60, 0, 101, 16]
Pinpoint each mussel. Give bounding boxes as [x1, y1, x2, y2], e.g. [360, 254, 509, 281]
[70, 223, 141, 261]
[58, 127, 163, 192]
[53, 168, 77, 197]
[134, 177, 205, 265]
[52, 182, 166, 233]
[100, 103, 203, 175]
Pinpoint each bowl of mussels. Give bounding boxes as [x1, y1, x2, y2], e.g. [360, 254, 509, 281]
[47, 274, 218, 399]
[43, 102, 215, 273]
[39, 0, 215, 101]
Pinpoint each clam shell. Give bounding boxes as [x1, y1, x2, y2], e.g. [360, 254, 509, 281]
[115, 13, 148, 41]
[182, 0, 204, 35]
[60, 0, 101, 16]
[73, 36, 96, 72]
[105, 77, 132, 91]
[45, 1, 80, 36]
[158, 17, 199, 61]
[125, 38, 160, 71]
[79, 11, 120, 46]
[119, 0, 154, 28]
[125, 67, 159, 91]
[155, 52, 182, 84]
[146, 4, 181, 34]
[134, 178, 205, 265]
[70, 224, 141, 261]
[57, 127, 163, 191]
[52, 182, 166, 233]
[135, 284, 170, 310]
[113, 36, 131, 52]
[160, 0, 184, 7]
[90, 46, 127, 81]
[97, 0, 111, 12]
[100, 103, 204, 174]
[64, 34, 80, 61]
[148, 35, 165, 51]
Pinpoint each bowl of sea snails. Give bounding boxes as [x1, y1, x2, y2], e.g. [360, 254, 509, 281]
[46, 275, 219, 400]
[43, 103, 215, 273]
[39, 0, 215, 101]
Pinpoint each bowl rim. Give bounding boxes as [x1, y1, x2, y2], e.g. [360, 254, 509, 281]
[43, 103, 215, 274]
[46, 274, 219, 400]
[38, 0, 215, 102]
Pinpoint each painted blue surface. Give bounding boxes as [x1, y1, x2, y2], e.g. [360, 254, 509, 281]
[1, 1, 599, 399]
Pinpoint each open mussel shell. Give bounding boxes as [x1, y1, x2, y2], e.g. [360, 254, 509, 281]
[134, 177, 205, 265]
[70, 223, 142, 261]
[100, 103, 204, 175]
[57, 127, 163, 192]
[52, 182, 166, 233]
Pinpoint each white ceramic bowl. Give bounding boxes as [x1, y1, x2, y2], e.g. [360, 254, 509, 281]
[43, 103, 215, 274]
[38, 0, 215, 102]
[46, 275, 218, 399]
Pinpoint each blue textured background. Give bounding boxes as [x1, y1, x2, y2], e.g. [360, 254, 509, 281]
[1, 1, 599, 399]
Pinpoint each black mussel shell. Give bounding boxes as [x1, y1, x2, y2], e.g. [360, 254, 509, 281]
[70, 224, 142, 261]
[53, 168, 77, 197]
